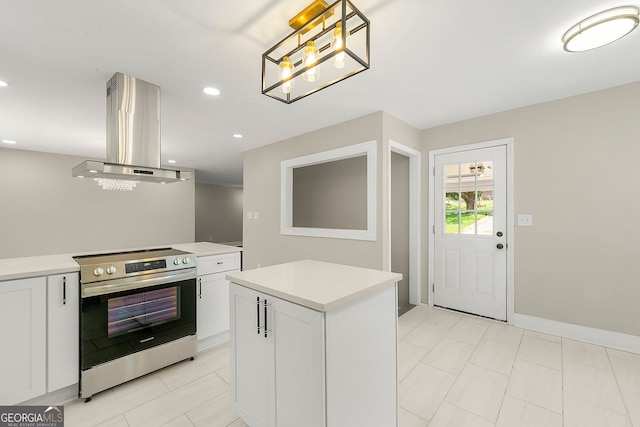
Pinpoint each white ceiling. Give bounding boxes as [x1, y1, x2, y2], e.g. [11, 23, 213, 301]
[1, 0, 639, 186]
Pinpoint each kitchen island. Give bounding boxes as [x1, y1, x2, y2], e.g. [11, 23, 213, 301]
[227, 259, 401, 427]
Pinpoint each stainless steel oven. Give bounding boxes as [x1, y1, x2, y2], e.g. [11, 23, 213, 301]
[74, 248, 197, 401]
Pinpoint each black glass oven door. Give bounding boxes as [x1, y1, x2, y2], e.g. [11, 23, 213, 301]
[81, 278, 196, 370]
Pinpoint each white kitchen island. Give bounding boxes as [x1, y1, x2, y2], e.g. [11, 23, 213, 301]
[226, 259, 402, 427]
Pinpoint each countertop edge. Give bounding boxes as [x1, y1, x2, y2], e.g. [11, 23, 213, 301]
[0, 242, 241, 282]
[227, 265, 402, 313]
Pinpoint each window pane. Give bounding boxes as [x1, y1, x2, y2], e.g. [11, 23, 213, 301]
[477, 211, 493, 235]
[460, 211, 476, 234]
[445, 212, 460, 234]
[445, 192, 459, 210]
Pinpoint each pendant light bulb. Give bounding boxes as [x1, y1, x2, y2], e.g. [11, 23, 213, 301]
[332, 22, 349, 69]
[303, 41, 320, 82]
[280, 56, 294, 94]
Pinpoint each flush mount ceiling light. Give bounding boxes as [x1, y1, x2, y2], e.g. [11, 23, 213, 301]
[203, 87, 221, 96]
[562, 6, 639, 52]
[262, 0, 370, 103]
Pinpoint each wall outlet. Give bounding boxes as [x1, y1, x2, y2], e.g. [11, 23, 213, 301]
[518, 214, 533, 226]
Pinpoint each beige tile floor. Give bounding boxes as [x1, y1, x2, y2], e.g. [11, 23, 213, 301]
[64, 305, 640, 426]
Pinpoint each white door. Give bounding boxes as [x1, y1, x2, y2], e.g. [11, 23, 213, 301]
[270, 296, 324, 427]
[197, 272, 230, 340]
[47, 273, 79, 392]
[230, 284, 269, 426]
[0, 277, 47, 404]
[434, 145, 507, 320]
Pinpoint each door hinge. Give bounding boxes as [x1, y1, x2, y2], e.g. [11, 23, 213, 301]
[433, 166, 435, 176]
[432, 283, 435, 292]
[433, 224, 435, 234]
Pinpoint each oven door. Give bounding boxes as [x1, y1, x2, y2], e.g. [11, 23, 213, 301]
[80, 269, 196, 370]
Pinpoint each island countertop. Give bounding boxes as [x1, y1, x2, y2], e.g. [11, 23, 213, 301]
[226, 259, 402, 312]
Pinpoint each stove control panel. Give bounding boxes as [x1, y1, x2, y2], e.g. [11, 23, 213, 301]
[74, 249, 197, 284]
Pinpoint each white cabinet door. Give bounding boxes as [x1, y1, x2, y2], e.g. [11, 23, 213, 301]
[47, 273, 79, 392]
[270, 295, 324, 427]
[0, 277, 46, 404]
[231, 284, 270, 426]
[197, 272, 231, 340]
[230, 283, 324, 427]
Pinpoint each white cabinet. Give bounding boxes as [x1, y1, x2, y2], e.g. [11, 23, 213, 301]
[196, 252, 241, 345]
[228, 260, 399, 427]
[197, 272, 230, 339]
[47, 272, 79, 392]
[230, 283, 324, 427]
[0, 277, 47, 404]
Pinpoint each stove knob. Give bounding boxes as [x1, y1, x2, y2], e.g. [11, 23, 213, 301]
[106, 265, 116, 274]
[93, 267, 104, 277]
[173, 258, 181, 266]
[182, 257, 191, 264]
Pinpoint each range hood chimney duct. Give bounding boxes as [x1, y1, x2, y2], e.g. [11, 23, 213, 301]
[72, 73, 192, 189]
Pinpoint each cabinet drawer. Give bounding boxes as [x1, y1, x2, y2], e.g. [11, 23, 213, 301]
[197, 253, 241, 275]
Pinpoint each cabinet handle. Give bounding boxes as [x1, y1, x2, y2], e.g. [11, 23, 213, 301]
[264, 299, 268, 338]
[199, 278, 202, 299]
[62, 276, 67, 305]
[256, 297, 261, 334]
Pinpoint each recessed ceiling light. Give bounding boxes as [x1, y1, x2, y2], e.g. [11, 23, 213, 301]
[233, 134, 244, 139]
[0, 80, 8, 87]
[203, 87, 221, 96]
[2, 139, 17, 144]
[167, 159, 177, 164]
[563, 6, 640, 52]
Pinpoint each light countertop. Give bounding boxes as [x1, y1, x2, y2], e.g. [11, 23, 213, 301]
[0, 242, 241, 282]
[226, 259, 402, 312]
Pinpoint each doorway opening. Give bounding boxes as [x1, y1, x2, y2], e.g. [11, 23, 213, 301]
[389, 140, 421, 314]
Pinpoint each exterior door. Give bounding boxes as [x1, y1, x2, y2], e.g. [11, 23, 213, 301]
[434, 145, 507, 320]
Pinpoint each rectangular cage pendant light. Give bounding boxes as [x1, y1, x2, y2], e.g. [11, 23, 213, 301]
[262, 0, 370, 104]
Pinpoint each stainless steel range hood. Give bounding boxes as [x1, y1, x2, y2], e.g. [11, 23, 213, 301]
[72, 73, 192, 188]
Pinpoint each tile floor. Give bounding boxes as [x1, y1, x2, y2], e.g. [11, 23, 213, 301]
[63, 305, 640, 426]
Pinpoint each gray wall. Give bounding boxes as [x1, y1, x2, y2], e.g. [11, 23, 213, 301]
[243, 112, 385, 270]
[195, 183, 243, 244]
[422, 81, 640, 336]
[0, 148, 195, 258]
[292, 156, 367, 230]
[242, 110, 421, 289]
[391, 152, 410, 312]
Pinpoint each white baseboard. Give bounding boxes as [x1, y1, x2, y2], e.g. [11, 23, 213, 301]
[196, 331, 229, 352]
[512, 312, 640, 354]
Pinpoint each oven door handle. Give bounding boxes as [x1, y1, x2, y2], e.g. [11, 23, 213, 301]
[81, 269, 196, 298]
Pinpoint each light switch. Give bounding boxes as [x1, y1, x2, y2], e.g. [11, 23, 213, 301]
[518, 214, 533, 226]
[247, 211, 253, 220]
[253, 211, 259, 220]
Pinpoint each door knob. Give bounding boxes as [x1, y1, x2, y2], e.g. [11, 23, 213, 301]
[496, 231, 503, 237]
[497, 243, 504, 249]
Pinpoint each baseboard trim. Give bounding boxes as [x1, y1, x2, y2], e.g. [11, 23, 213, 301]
[196, 331, 229, 352]
[512, 312, 640, 354]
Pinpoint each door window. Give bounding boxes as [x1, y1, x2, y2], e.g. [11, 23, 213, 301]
[444, 161, 494, 236]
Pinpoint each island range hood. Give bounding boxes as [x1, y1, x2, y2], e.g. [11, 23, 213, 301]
[72, 72, 192, 190]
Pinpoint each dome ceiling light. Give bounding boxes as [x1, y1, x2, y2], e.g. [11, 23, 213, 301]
[562, 6, 639, 52]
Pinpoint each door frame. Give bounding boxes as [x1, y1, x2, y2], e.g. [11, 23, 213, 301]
[428, 138, 515, 323]
[388, 140, 421, 305]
